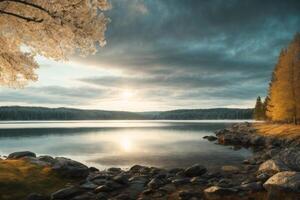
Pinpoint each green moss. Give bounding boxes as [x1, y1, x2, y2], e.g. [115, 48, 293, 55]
[0, 159, 78, 200]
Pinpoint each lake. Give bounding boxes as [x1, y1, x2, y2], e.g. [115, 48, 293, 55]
[0, 120, 253, 170]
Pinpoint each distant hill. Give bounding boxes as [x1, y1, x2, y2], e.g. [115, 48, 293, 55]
[0, 106, 253, 120]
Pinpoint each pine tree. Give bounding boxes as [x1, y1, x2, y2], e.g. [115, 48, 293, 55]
[262, 96, 270, 120]
[267, 33, 300, 124]
[254, 96, 264, 120]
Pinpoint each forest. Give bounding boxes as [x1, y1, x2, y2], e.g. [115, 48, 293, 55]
[0, 106, 253, 120]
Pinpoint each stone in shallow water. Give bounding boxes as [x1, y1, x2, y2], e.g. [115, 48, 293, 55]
[221, 165, 239, 173]
[8, 151, 36, 159]
[183, 164, 207, 177]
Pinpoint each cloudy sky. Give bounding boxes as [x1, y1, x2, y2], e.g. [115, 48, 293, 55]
[1, 0, 300, 111]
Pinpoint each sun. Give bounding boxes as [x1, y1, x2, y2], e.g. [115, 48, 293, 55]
[121, 89, 134, 100]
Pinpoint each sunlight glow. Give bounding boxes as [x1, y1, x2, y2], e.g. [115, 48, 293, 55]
[120, 137, 133, 152]
[121, 89, 134, 100]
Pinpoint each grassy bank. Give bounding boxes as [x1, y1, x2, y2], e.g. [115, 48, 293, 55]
[253, 122, 300, 142]
[0, 159, 76, 200]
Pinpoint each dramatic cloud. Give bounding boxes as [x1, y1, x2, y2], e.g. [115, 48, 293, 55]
[0, 0, 300, 111]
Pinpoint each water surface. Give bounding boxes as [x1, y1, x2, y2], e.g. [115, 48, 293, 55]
[0, 120, 252, 170]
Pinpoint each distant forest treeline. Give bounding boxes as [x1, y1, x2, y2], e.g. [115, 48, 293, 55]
[0, 106, 253, 120]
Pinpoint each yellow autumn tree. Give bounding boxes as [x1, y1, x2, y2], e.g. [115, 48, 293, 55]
[0, 0, 110, 87]
[267, 33, 300, 124]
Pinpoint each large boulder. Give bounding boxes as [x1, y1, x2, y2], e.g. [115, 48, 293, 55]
[278, 147, 300, 171]
[263, 171, 300, 199]
[258, 159, 290, 175]
[183, 164, 207, 177]
[8, 151, 36, 159]
[52, 157, 89, 178]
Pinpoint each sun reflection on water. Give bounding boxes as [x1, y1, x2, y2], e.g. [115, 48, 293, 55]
[119, 137, 133, 152]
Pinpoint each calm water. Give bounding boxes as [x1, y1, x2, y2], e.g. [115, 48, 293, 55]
[0, 120, 253, 170]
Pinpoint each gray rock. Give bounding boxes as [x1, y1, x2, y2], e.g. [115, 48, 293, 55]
[8, 151, 36, 159]
[147, 177, 166, 189]
[51, 186, 83, 200]
[159, 184, 176, 193]
[203, 135, 218, 141]
[80, 182, 98, 190]
[256, 173, 270, 182]
[258, 159, 290, 175]
[172, 178, 190, 186]
[107, 167, 122, 173]
[184, 164, 207, 177]
[52, 157, 89, 178]
[94, 185, 112, 193]
[278, 147, 300, 171]
[113, 174, 129, 185]
[38, 156, 56, 165]
[127, 177, 148, 199]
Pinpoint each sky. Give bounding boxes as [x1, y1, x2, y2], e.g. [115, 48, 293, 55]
[1, 0, 300, 111]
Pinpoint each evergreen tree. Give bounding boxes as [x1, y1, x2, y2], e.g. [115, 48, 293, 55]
[267, 33, 300, 124]
[254, 96, 264, 120]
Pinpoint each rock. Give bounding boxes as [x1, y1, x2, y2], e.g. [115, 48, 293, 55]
[127, 177, 148, 199]
[250, 135, 265, 146]
[221, 165, 239, 173]
[130, 165, 149, 173]
[38, 156, 56, 165]
[107, 167, 122, 173]
[240, 182, 264, 192]
[217, 178, 233, 188]
[23, 157, 50, 167]
[204, 186, 238, 200]
[256, 173, 270, 182]
[89, 167, 99, 172]
[26, 193, 49, 200]
[168, 168, 183, 174]
[52, 157, 89, 178]
[147, 177, 166, 189]
[51, 186, 83, 200]
[203, 135, 218, 141]
[159, 184, 176, 193]
[278, 147, 300, 171]
[8, 151, 36, 159]
[263, 171, 300, 194]
[94, 185, 112, 193]
[113, 174, 129, 185]
[80, 182, 98, 190]
[258, 159, 290, 175]
[184, 164, 207, 177]
[172, 178, 190, 186]
[190, 177, 208, 185]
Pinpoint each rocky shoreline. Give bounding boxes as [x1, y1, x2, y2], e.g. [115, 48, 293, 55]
[2, 122, 300, 200]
